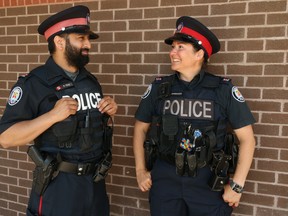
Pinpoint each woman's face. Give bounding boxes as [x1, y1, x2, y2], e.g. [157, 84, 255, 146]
[169, 41, 204, 78]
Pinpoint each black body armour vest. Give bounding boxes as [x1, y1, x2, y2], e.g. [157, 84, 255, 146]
[29, 65, 105, 161]
[152, 72, 229, 165]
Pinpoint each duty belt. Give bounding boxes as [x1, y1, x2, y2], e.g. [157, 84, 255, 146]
[57, 161, 98, 176]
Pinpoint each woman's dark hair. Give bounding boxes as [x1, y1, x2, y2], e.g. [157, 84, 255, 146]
[191, 42, 208, 65]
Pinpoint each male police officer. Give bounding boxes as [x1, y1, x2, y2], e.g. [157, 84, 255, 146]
[0, 5, 117, 216]
[133, 16, 256, 216]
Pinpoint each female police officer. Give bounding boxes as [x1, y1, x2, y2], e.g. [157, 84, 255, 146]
[133, 16, 255, 216]
[0, 5, 117, 216]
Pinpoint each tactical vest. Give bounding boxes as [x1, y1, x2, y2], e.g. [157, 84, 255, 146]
[150, 72, 229, 165]
[26, 65, 106, 160]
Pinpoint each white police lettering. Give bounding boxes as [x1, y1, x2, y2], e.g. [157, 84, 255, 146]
[163, 99, 214, 119]
[63, 93, 102, 111]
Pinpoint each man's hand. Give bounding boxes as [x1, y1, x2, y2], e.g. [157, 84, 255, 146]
[49, 97, 78, 122]
[98, 96, 118, 116]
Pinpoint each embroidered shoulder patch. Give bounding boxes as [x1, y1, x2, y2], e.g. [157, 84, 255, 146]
[8, 86, 23, 106]
[232, 86, 245, 103]
[142, 84, 152, 99]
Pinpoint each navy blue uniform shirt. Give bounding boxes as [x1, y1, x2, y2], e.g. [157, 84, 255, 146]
[135, 71, 255, 130]
[0, 57, 104, 161]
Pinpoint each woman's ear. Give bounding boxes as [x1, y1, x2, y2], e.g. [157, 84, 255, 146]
[196, 49, 205, 60]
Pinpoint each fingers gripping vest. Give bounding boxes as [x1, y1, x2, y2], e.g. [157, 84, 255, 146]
[31, 66, 105, 155]
[151, 72, 229, 165]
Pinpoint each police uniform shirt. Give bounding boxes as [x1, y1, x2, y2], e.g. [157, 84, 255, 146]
[0, 57, 104, 160]
[135, 70, 256, 130]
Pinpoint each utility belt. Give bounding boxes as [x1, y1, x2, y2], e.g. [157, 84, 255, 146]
[144, 115, 238, 191]
[144, 138, 237, 191]
[27, 145, 112, 196]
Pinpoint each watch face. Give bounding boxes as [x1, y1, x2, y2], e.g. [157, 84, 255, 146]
[230, 180, 243, 193]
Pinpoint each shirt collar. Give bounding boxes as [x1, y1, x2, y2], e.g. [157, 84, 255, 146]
[175, 70, 205, 88]
[45, 56, 89, 84]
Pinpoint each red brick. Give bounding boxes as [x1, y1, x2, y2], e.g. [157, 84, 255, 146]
[100, 21, 126, 31]
[228, 40, 263, 51]
[277, 197, 288, 209]
[129, 43, 157, 52]
[130, 0, 158, 8]
[160, 0, 191, 6]
[247, 77, 283, 87]
[101, 0, 127, 9]
[230, 15, 265, 26]
[248, 27, 286, 38]
[249, 1, 287, 13]
[256, 207, 288, 216]
[144, 8, 174, 18]
[265, 64, 288, 75]
[253, 124, 279, 136]
[176, 5, 209, 16]
[268, 13, 288, 25]
[211, 3, 246, 15]
[115, 9, 142, 20]
[227, 65, 262, 76]
[129, 20, 158, 30]
[262, 113, 288, 124]
[213, 28, 245, 39]
[241, 193, 274, 206]
[258, 161, 288, 173]
[254, 148, 278, 160]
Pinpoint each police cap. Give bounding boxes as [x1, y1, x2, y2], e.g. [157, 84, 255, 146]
[165, 16, 220, 58]
[38, 5, 98, 41]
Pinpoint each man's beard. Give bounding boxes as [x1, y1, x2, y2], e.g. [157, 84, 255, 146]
[64, 38, 90, 69]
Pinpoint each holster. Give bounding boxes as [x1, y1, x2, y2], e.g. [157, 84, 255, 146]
[27, 146, 58, 195]
[208, 151, 231, 191]
[224, 133, 239, 174]
[208, 172, 229, 191]
[93, 151, 112, 183]
[93, 114, 113, 182]
[144, 138, 157, 171]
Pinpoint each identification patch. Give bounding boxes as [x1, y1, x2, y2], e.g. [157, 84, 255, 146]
[232, 86, 245, 102]
[142, 84, 152, 99]
[8, 86, 23, 106]
[163, 99, 214, 120]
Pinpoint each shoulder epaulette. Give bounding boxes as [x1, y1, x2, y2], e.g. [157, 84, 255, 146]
[220, 77, 231, 84]
[202, 72, 231, 88]
[201, 72, 221, 88]
[17, 73, 32, 84]
[153, 74, 175, 84]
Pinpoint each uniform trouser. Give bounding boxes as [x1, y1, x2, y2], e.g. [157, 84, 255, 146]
[26, 171, 109, 216]
[149, 159, 233, 216]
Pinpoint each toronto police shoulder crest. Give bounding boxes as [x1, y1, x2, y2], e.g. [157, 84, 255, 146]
[8, 86, 23, 106]
[231, 86, 245, 103]
[142, 84, 152, 99]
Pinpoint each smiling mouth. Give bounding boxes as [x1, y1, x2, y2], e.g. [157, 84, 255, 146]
[81, 50, 89, 55]
[172, 59, 180, 63]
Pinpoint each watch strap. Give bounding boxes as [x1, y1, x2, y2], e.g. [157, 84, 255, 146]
[229, 179, 244, 193]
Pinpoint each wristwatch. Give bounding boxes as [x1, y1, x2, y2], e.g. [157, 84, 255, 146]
[229, 179, 244, 193]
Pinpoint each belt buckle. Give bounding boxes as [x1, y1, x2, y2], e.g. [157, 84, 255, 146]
[77, 163, 89, 176]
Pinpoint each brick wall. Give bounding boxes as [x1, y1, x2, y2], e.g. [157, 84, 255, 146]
[0, 0, 287, 215]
